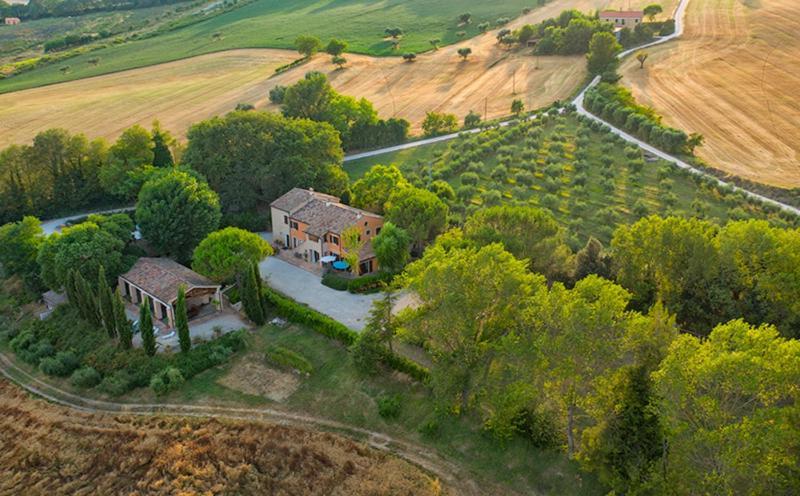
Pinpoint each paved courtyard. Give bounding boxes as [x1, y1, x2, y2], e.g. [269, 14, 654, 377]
[127, 306, 249, 352]
[259, 256, 380, 331]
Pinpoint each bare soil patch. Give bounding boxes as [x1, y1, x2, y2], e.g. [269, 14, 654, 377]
[218, 352, 300, 402]
[620, 0, 800, 187]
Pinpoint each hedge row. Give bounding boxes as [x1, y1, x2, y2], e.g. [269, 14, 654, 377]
[262, 287, 358, 345]
[261, 286, 430, 382]
[321, 271, 392, 294]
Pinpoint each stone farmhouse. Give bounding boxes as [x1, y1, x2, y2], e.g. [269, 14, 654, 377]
[599, 10, 644, 29]
[270, 188, 383, 275]
[118, 257, 222, 328]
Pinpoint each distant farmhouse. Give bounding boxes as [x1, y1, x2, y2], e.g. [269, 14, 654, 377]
[270, 188, 383, 275]
[599, 10, 644, 29]
[3, 17, 21, 25]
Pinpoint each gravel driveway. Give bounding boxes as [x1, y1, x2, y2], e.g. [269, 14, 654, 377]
[258, 256, 381, 331]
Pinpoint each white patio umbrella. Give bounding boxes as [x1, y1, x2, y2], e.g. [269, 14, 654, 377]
[320, 255, 337, 263]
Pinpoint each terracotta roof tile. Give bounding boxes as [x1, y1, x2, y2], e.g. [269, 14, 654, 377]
[120, 257, 219, 303]
[270, 188, 339, 213]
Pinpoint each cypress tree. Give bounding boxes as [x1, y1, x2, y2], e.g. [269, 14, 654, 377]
[175, 285, 191, 353]
[64, 270, 78, 308]
[97, 266, 117, 338]
[114, 291, 132, 350]
[74, 271, 100, 327]
[252, 261, 268, 320]
[240, 265, 264, 325]
[139, 298, 156, 356]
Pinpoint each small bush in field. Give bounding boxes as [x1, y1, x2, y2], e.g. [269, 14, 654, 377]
[71, 367, 101, 388]
[377, 394, 402, 419]
[150, 367, 185, 396]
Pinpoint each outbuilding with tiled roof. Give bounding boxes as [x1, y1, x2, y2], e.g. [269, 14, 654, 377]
[118, 257, 222, 328]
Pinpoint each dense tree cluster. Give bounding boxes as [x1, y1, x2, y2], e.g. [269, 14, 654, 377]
[0, 0, 186, 20]
[0, 124, 175, 224]
[182, 110, 346, 230]
[584, 83, 695, 154]
[279, 71, 409, 151]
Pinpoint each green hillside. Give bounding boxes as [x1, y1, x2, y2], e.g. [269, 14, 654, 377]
[0, 0, 537, 93]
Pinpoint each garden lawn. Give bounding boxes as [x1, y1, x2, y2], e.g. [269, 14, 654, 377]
[0, 0, 547, 93]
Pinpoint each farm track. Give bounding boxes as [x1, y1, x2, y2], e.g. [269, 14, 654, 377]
[0, 351, 486, 496]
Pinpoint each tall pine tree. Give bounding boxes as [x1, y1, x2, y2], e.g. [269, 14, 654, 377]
[114, 291, 132, 349]
[64, 270, 79, 307]
[175, 285, 191, 353]
[139, 298, 156, 356]
[97, 266, 117, 338]
[74, 271, 100, 327]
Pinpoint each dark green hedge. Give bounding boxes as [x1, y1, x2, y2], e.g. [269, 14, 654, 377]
[262, 287, 359, 345]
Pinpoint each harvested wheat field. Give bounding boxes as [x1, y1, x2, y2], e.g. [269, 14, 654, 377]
[0, 379, 445, 495]
[0, 0, 616, 148]
[620, 0, 800, 188]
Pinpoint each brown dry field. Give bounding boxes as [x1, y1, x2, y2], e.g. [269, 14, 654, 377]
[620, 0, 800, 188]
[0, 379, 445, 495]
[0, 0, 619, 148]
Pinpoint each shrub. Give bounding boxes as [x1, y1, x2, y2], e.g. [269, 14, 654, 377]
[515, 170, 535, 186]
[150, 367, 185, 396]
[265, 346, 313, 374]
[377, 394, 402, 419]
[419, 417, 441, 438]
[348, 272, 391, 294]
[321, 272, 349, 291]
[98, 371, 135, 396]
[460, 171, 480, 185]
[351, 331, 384, 375]
[70, 367, 101, 388]
[40, 350, 79, 377]
[269, 85, 287, 103]
[512, 407, 561, 448]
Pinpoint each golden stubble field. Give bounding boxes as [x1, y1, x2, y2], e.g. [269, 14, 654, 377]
[0, 0, 620, 148]
[621, 0, 800, 188]
[0, 379, 445, 495]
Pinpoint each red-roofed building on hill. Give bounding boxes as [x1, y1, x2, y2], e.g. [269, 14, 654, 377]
[599, 10, 644, 29]
[270, 188, 383, 274]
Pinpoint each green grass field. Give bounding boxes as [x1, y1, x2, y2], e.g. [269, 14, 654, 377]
[344, 112, 798, 247]
[0, 0, 538, 93]
[175, 321, 605, 495]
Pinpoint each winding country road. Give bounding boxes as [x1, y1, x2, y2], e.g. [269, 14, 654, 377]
[0, 351, 483, 495]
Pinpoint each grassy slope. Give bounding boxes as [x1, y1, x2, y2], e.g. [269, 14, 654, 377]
[344, 113, 796, 246]
[175, 322, 605, 495]
[0, 0, 541, 93]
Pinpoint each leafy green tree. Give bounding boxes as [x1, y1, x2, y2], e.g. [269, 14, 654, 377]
[0, 216, 43, 289]
[183, 110, 344, 218]
[384, 27, 403, 39]
[653, 319, 800, 495]
[402, 243, 543, 412]
[325, 38, 348, 56]
[136, 170, 221, 263]
[643, 4, 663, 21]
[717, 220, 800, 338]
[464, 205, 574, 282]
[421, 111, 459, 137]
[192, 227, 272, 284]
[511, 99, 525, 115]
[294, 35, 321, 57]
[150, 120, 175, 167]
[385, 187, 448, 253]
[37, 221, 125, 291]
[351, 164, 409, 214]
[581, 365, 664, 492]
[402, 53, 416, 62]
[457, 47, 472, 60]
[86, 213, 134, 244]
[97, 265, 116, 338]
[458, 12, 472, 24]
[175, 285, 190, 353]
[428, 180, 455, 202]
[611, 216, 724, 334]
[587, 31, 621, 75]
[366, 288, 398, 352]
[635, 50, 649, 69]
[113, 290, 132, 349]
[429, 38, 440, 50]
[464, 110, 481, 128]
[517, 24, 536, 44]
[139, 298, 155, 356]
[332, 55, 347, 69]
[372, 222, 411, 274]
[100, 125, 154, 199]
